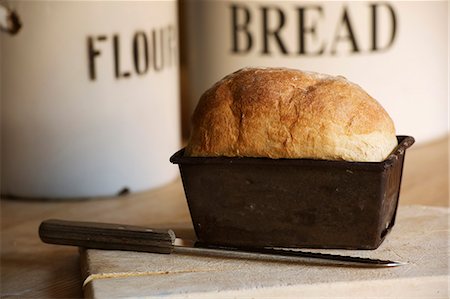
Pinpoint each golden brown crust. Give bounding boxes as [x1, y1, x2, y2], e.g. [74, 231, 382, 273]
[186, 67, 397, 162]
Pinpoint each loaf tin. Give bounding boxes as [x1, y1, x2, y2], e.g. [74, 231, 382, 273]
[170, 136, 414, 250]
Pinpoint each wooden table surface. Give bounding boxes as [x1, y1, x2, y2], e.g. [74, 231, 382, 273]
[1, 136, 448, 298]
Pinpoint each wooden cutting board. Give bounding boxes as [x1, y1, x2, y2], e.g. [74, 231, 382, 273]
[80, 205, 449, 298]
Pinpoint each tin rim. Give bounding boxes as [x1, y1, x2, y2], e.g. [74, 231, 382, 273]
[170, 135, 414, 171]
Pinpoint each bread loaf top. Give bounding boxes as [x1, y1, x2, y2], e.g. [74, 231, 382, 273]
[185, 67, 397, 162]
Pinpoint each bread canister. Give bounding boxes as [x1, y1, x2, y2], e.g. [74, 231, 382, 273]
[183, 0, 448, 143]
[1, 1, 180, 199]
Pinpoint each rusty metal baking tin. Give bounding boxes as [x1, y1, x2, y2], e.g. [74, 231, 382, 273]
[170, 136, 415, 250]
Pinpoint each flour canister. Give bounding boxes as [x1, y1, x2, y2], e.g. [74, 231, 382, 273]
[184, 1, 448, 143]
[1, 1, 180, 198]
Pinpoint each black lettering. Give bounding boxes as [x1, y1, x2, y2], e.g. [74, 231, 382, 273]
[370, 3, 397, 52]
[152, 29, 164, 72]
[330, 6, 360, 55]
[231, 4, 253, 53]
[88, 24, 177, 80]
[297, 6, 325, 55]
[87, 36, 107, 81]
[133, 31, 149, 75]
[261, 6, 288, 55]
[113, 34, 131, 79]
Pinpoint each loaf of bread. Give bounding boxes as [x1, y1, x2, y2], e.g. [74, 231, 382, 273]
[185, 67, 397, 162]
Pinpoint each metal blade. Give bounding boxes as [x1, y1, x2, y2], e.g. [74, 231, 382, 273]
[174, 239, 405, 267]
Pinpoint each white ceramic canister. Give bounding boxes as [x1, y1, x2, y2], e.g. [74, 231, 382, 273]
[1, 1, 180, 198]
[184, 0, 448, 144]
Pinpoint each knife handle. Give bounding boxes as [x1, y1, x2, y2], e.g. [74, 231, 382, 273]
[39, 219, 176, 254]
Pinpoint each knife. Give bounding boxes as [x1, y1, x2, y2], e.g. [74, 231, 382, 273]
[39, 219, 405, 267]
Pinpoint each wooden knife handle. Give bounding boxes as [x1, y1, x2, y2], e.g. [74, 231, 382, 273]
[39, 219, 176, 254]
